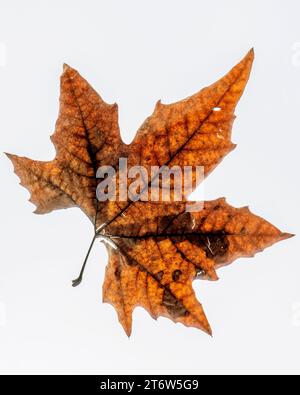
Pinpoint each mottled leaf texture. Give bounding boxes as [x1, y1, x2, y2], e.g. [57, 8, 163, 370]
[7, 49, 293, 336]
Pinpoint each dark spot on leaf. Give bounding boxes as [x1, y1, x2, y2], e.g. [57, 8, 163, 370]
[159, 212, 193, 233]
[199, 216, 207, 226]
[176, 212, 192, 232]
[163, 289, 187, 318]
[91, 142, 100, 154]
[172, 269, 182, 281]
[158, 215, 178, 233]
[114, 267, 121, 280]
[188, 232, 229, 260]
[156, 270, 164, 281]
[205, 233, 229, 259]
[125, 254, 138, 267]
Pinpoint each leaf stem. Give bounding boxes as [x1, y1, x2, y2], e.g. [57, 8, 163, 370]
[72, 234, 97, 287]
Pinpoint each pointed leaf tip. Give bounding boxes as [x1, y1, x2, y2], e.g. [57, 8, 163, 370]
[62, 63, 77, 77]
[63, 63, 71, 72]
[203, 322, 213, 337]
[125, 327, 132, 338]
[281, 232, 295, 240]
[245, 47, 255, 61]
[5, 152, 18, 166]
[119, 316, 132, 338]
[4, 152, 12, 159]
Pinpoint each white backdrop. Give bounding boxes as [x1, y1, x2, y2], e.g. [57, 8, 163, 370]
[0, 0, 299, 374]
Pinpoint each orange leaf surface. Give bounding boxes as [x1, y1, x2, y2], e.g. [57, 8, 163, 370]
[7, 49, 293, 336]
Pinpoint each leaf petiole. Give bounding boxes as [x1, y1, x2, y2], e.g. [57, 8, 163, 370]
[72, 234, 97, 287]
[72, 233, 119, 287]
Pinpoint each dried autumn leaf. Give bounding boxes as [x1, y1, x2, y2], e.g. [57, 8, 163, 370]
[6, 49, 293, 336]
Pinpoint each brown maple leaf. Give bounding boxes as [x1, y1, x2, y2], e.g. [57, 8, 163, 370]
[6, 49, 293, 336]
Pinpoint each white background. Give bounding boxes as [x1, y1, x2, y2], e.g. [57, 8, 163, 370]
[0, 0, 299, 375]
